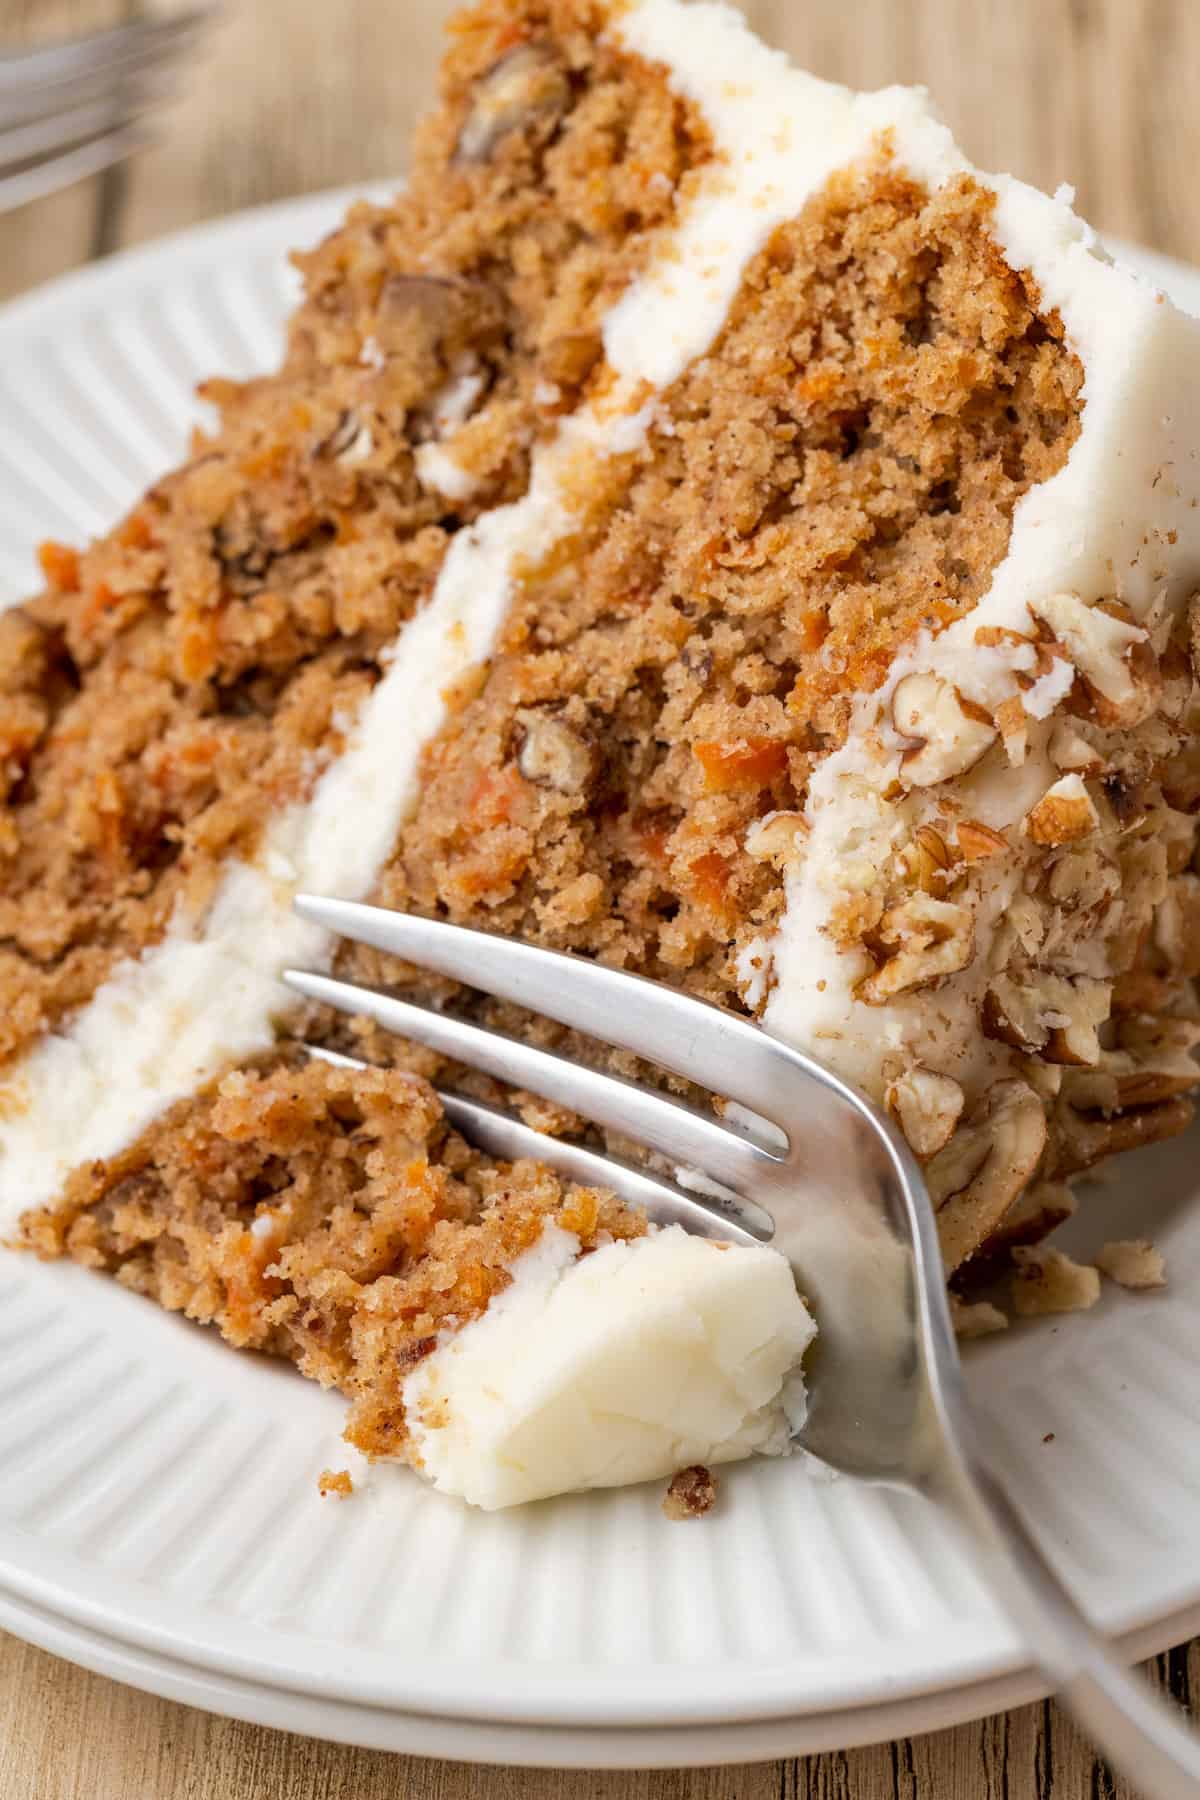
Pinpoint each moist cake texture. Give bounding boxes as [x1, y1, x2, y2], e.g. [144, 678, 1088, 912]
[3, 0, 1200, 1505]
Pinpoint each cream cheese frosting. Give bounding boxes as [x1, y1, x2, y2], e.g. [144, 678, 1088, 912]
[402, 1223, 815, 1510]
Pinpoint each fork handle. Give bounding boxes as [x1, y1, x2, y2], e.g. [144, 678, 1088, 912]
[939, 1442, 1200, 1799]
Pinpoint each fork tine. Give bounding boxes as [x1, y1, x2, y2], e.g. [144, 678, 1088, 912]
[293, 897, 809, 1127]
[302, 1043, 768, 1246]
[283, 967, 782, 1199]
[0, 11, 213, 93]
[0, 123, 150, 215]
[0, 55, 182, 132]
[0, 89, 176, 171]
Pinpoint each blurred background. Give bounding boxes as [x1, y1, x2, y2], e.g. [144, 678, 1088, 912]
[1, 0, 1198, 306]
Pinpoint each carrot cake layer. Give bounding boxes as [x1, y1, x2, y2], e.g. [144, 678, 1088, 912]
[3, 0, 1200, 1506]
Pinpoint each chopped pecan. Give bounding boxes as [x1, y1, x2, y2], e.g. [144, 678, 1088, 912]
[1030, 592, 1160, 728]
[956, 1180, 1078, 1285]
[892, 673, 997, 787]
[1044, 847, 1119, 914]
[455, 43, 571, 163]
[745, 810, 809, 868]
[897, 824, 952, 895]
[956, 819, 1007, 862]
[317, 409, 374, 464]
[994, 694, 1028, 767]
[1024, 774, 1099, 846]
[928, 1080, 1047, 1271]
[1048, 718, 1105, 776]
[887, 1066, 965, 1158]
[982, 972, 1110, 1066]
[857, 895, 975, 1003]
[514, 708, 596, 795]
[1052, 1091, 1195, 1175]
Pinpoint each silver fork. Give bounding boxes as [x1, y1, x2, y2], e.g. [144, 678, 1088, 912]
[0, 10, 214, 215]
[286, 896, 1200, 1797]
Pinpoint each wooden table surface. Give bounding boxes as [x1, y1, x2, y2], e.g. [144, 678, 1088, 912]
[1, 0, 1199, 1794]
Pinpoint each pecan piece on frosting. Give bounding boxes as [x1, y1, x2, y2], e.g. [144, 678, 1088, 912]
[886, 1066, 965, 1158]
[926, 1079, 1047, 1271]
[1024, 774, 1100, 846]
[892, 672, 997, 787]
[1029, 592, 1161, 728]
[982, 972, 1110, 1067]
[1048, 718, 1106, 776]
[857, 894, 974, 1003]
[956, 819, 1007, 862]
[1061, 1016, 1200, 1113]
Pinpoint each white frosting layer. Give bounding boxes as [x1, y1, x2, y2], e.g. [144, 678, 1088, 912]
[0, 394, 659, 1223]
[403, 1223, 815, 1511]
[615, 0, 1200, 1098]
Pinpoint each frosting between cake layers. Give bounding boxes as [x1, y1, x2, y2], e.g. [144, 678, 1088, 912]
[0, 394, 657, 1224]
[5, 0, 1200, 1210]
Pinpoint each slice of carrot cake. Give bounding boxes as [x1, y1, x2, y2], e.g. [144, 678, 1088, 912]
[3, 0, 1200, 1508]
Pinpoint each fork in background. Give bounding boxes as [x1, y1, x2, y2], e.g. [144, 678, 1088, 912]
[0, 9, 214, 215]
[286, 895, 1200, 1800]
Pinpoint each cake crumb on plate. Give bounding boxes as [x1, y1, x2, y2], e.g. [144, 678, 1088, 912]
[318, 1468, 355, 1499]
[949, 1296, 1009, 1338]
[1096, 1239, 1167, 1290]
[1011, 1246, 1101, 1316]
[663, 1465, 717, 1520]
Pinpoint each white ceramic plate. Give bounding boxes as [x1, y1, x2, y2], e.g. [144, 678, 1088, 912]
[1, 191, 1199, 1768]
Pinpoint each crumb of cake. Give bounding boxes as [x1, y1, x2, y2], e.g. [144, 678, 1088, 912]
[662, 1464, 717, 1520]
[1042, 1431, 1055, 1444]
[1011, 1245, 1101, 1316]
[948, 1296, 1008, 1339]
[318, 1468, 354, 1499]
[1095, 1239, 1167, 1290]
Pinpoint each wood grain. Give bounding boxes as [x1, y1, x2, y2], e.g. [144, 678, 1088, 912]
[1, 0, 1198, 1794]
